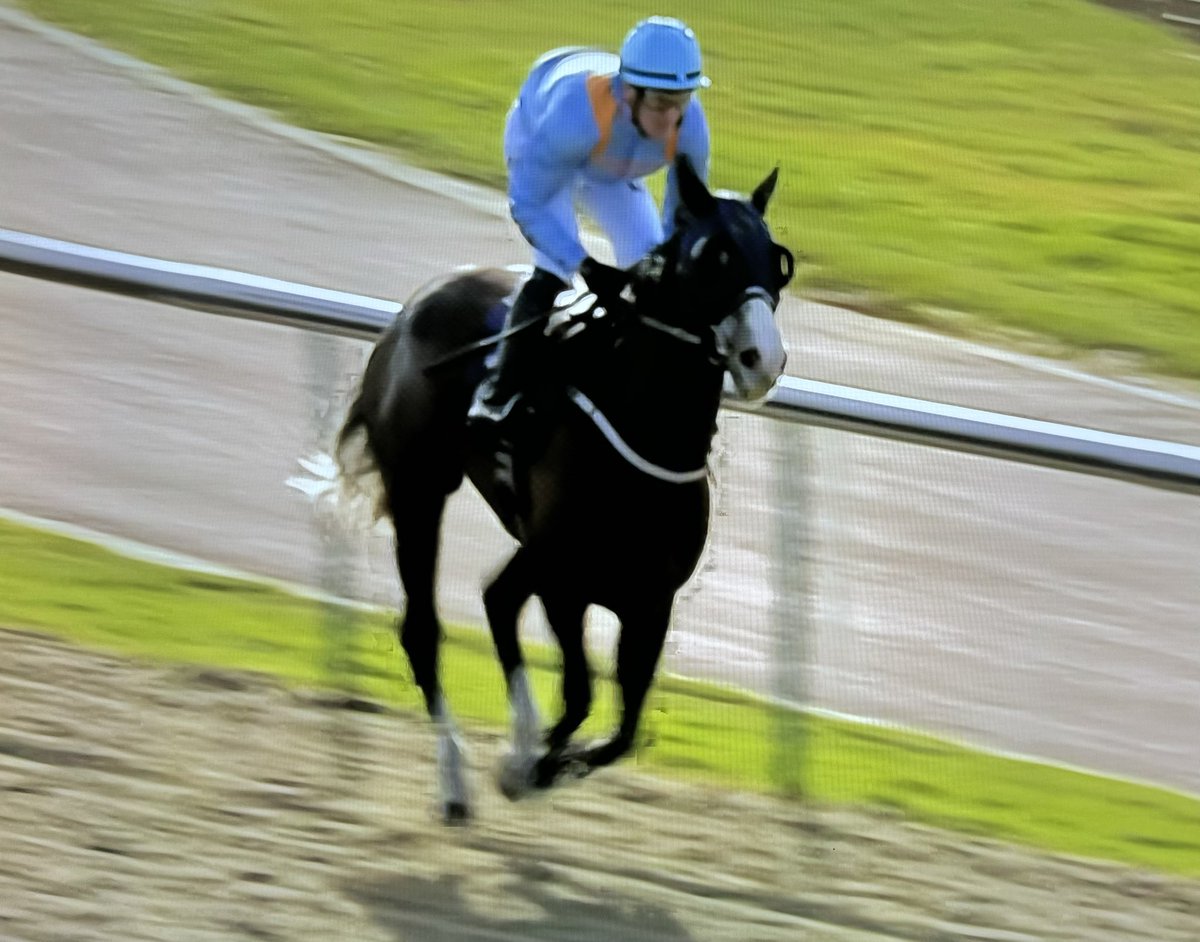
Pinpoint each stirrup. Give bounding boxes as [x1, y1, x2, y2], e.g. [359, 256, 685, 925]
[493, 446, 517, 496]
[467, 390, 519, 427]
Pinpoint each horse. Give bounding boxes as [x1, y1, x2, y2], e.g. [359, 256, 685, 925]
[336, 156, 794, 822]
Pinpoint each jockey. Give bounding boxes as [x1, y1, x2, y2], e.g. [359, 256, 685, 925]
[467, 16, 712, 463]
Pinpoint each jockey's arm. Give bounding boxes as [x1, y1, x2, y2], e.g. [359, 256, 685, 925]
[507, 83, 599, 281]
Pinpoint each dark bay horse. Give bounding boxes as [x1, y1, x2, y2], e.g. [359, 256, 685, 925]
[337, 157, 794, 822]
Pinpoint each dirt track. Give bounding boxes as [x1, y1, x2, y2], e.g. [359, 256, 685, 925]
[1, 8, 1199, 796]
[2, 628, 1198, 942]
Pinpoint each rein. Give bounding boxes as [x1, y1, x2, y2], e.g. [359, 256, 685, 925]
[638, 315, 705, 347]
[420, 278, 714, 376]
[422, 315, 540, 374]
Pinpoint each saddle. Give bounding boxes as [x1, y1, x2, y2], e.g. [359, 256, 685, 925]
[481, 285, 626, 526]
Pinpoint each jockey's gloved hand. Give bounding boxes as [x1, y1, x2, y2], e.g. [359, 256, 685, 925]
[579, 256, 630, 307]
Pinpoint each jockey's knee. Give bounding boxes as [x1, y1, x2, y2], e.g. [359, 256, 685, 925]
[514, 268, 568, 319]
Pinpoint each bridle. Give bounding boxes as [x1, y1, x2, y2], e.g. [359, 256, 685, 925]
[620, 218, 790, 371]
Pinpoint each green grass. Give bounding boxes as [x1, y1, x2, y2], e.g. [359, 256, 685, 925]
[14, 0, 1200, 377]
[3, 516, 1200, 878]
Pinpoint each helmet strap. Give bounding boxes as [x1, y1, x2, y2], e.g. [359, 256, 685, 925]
[630, 87, 649, 139]
[628, 87, 687, 137]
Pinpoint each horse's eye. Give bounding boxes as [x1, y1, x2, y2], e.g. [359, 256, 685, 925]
[775, 245, 795, 287]
[718, 250, 730, 266]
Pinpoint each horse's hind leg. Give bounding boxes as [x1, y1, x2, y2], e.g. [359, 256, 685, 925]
[483, 548, 545, 799]
[388, 481, 471, 823]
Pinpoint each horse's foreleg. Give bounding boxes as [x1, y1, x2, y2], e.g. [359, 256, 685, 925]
[581, 598, 672, 774]
[539, 591, 592, 752]
[483, 549, 543, 799]
[390, 485, 470, 823]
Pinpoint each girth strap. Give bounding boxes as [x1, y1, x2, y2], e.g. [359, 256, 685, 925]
[566, 387, 708, 484]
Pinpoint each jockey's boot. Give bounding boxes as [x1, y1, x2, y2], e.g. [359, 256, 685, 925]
[467, 268, 567, 490]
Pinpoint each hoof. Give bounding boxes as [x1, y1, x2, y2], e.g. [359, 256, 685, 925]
[496, 751, 540, 802]
[441, 800, 473, 826]
[533, 744, 591, 790]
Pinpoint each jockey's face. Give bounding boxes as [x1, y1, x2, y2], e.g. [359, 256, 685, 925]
[625, 86, 692, 141]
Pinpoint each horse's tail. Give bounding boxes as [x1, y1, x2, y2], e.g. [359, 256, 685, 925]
[325, 306, 412, 525]
[332, 391, 389, 526]
[283, 395, 387, 530]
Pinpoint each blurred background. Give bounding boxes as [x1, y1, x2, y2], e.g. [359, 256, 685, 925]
[1, 2, 1198, 939]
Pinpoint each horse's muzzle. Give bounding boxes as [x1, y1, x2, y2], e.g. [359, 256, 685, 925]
[722, 289, 787, 401]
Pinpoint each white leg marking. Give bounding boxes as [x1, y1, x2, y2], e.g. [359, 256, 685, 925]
[497, 667, 544, 799]
[510, 666, 543, 756]
[433, 697, 471, 816]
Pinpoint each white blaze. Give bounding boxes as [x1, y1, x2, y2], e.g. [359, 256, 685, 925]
[721, 292, 787, 401]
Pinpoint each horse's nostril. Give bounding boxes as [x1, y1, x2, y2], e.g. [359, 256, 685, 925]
[739, 348, 761, 369]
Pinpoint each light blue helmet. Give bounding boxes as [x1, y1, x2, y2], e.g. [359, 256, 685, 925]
[619, 16, 711, 91]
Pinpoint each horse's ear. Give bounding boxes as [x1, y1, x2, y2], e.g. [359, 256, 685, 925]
[676, 154, 718, 218]
[751, 166, 779, 216]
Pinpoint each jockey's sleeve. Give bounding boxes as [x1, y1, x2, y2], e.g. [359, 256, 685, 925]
[661, 101, 711, 234]
[507, 81, 598, 278]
